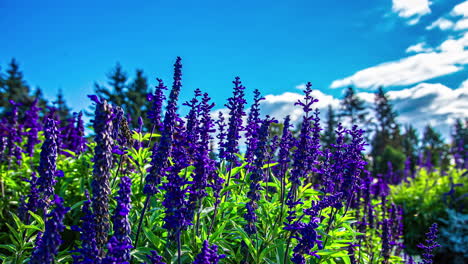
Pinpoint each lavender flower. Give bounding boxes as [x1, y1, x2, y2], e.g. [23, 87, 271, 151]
[215, 111, 227, 160]
[244, 117, 275, 235]
[291, 220, 323, 264]
[290, 82, 318, 187]
[144, 57, 182, 195]
[223, 77, 247, 164]
[0, 136, 6, 164]
[381, 219, 391, 263]
[145, 251, 166, 264]
[285, 82, 318, 227]
[29, 195, 69, 264]
[89, 96, 115, 252]
[104, 176, 133, 263]
[147, 78, 167, 132]
[183, 88, 202, 161]
[5, 100, 23, 164]
[74, 112, 87, 154]
[161, 119, 192, 234]
[72, 191, 99, 264]
[417, 223, 440, 264]
[23, 99, 42, 157]
[37, 118, 59, 212]
[193, 240, 226, 264]
[188, 93, 216, 218]
[341, 125, 366, 204]
[245, 89, 264, 163]
[277, 115, 294, 194]
[19, 172, 41, 223]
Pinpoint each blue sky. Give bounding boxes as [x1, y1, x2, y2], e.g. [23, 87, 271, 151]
[1, 0, 467, 138]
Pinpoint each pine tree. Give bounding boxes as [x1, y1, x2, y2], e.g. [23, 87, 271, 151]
[322, 105, 337, 149]
[339, 86, 368, 125]
[452, 118, 468, 168]
[421, 125, 450, 170]
[94, 63, 128, 109]
[401, 124, 419, 174]
[0, 59, 34, 114]
[33, 87, 49, 114]
[127, 69, 150, 129]
[54, 89, 72, 122]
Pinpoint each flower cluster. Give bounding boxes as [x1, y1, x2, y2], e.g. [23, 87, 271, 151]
[147, 78, 167, 132]
[89, 96, 115, 252]
[72, 191, 99, 264]
[144, 57, 182, 195]
[104, 176, 133, 263]
[244, 116, 275, 235]
[37, 118, 59, 212]
[417, 223, 440, 264]
[29, 195, 69, 264]
[222, 77, 247, 163]
[193, 240, 225, 264]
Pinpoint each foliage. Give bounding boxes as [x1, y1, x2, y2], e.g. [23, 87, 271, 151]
[439, 209, 468, 262]
[1, 56, 461, 264]
[390, 166, 468, 255]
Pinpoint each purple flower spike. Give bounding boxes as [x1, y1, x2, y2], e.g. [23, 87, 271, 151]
[285, 82, 319, 228]
[144, 57, 183, 195]
[104, 176, 133, 263]
[87, 95, 101, 104]
[147, 78, 167, 132]
[244, 116, 275, 235]
[19, 172, 41, 223]
[72, 190, 99, 264]
[291, 220, 322, 264]
[23, 99, 42, 157]
[90, 98, 115, 253]
[245, 89, 264, 163]
[183, 88, 203, 161]
[417, 223, 440, 264]
[216, 111, 227, 160]
[145, 250, 166, 264]
[30, 195, 69, 264]
[188, 92, 216, 218]
[223, 76, 247, 164]
[37, 118, 59, 212]
[193, 240, 226, 264]
[5, 101, 23, 164]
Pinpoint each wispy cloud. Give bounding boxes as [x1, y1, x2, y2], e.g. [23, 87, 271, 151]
[426, 1, 468, 31]
[387, 81, 468, 139]
[405, 42, 434, 53]
[392, 0, 432, 25]
[330, 32, 468, 89]
[426, 17, 454, 30]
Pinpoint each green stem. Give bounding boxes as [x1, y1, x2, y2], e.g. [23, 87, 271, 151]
[135, 195, 151, 247]
[177, 230, 182, 264]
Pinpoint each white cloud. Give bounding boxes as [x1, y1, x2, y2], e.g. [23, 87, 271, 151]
[392, 0, 432, 24]
[451, 1, 468, 17]
[454, 18, 468, 30]
[259, 90, 340, 123]
[385, 82, 468, 139]
[405, 42, 434, 53]
[330, 33, 468, 89]
[459, 79, 468, 89]
[449, 1, 468, 31]
[426, 1, 468, 31]
[254, 81, 468, 141]
[426, 17, 454, 30]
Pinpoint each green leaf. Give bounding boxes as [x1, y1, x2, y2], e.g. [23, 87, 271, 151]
[0, 244, 16, 253]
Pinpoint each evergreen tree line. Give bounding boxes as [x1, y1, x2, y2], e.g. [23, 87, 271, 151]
[1, 58, 467, 178]
[321, 86, 468, 177]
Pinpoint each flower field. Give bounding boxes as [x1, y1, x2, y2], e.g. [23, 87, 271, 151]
[0, 57, 466, 264]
